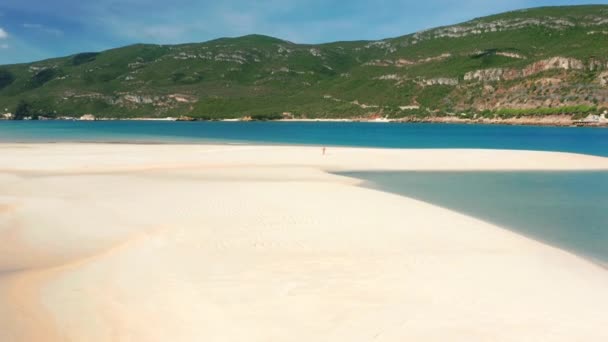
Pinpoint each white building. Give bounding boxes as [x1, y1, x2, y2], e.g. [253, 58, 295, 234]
[79, 114, 96, 121]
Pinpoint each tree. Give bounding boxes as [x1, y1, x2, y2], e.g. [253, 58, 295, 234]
[0, 69, 15, 90]
[14, 100, 31, 120]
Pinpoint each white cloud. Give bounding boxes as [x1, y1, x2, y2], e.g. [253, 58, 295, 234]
[0, 28, 8, 39]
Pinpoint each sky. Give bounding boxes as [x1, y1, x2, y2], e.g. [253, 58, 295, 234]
[0, 0, 606, 64]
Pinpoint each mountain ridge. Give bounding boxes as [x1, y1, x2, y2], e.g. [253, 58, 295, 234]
[1, 4, 608, 124]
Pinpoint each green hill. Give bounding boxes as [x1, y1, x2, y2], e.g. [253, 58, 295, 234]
[2, 5, 608, 120]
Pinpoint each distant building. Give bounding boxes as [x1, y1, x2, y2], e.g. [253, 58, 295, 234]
[176, 115, 195, 121]
[79, 114, 96, 121]
[2, 113, 14, 120]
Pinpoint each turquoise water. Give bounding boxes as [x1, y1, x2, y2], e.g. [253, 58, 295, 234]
[2, 121, 607, 263]
[1, 121, 608, 156]
[341, 171, 608, 264]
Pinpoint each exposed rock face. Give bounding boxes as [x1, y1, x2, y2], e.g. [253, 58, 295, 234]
[376, 74, 400, 80]
[580, 114, 608, 123]
[214, 53, 248, 64]
[599, 71, 608, 86]
[420, 78, 459, 86]
[588, 59, 604, 71]
[399, 105, 420, 110]
[396, 59, 415, 66]
[363, 53, 451, 67]
[167, 45, 265, 64]
[364, 40, 397, 53]
[496, 52, 526, 59]
[64, 93, 199, 109]
[464, 68, 508, 82]
[309, 48, 322, 57]
[168, 94, 197, 103]
[122, 95, 156, 104]
[418, 53, 452, 63]
[363, 59, 394, 67]
[522, 57, 584, 76]
[411, 14, 608, 42]
[350, 100, 379, 109]
[465, 57, 587, 82]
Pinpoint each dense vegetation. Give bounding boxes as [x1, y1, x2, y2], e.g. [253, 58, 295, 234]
[2, 5, 608, 120]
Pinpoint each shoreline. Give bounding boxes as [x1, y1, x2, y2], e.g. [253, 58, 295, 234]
[1, 144, 608, 341]
[2, 141, 608, 161]
[2, 117, 607, 128]
[349, 175, 608, 269]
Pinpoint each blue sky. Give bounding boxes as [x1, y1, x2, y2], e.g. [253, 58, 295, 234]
[0, 0, 605, 64]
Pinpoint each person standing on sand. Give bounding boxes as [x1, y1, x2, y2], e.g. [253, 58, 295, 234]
[322, 146, 326, 155]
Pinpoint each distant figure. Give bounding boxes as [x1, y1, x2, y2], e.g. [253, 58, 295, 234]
[322, 147, 326, 155]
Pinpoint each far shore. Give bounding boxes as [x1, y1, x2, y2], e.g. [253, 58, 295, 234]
[2, 115, 608, 127]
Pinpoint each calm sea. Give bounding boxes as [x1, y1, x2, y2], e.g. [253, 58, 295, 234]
[1, 121, 607, 263]
[0, 121, 607, 156]
[341, 171, 608, 264]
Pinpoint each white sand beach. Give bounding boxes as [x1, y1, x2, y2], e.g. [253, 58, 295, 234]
[1, 144, 608, 341]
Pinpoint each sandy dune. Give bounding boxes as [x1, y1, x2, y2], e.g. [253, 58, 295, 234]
[1, 144, 608, 341]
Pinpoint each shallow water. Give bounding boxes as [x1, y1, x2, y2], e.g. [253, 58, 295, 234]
[3, 121, 607, 263]
[1, 121, 608, 156]
[341, 171, 608, 264]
